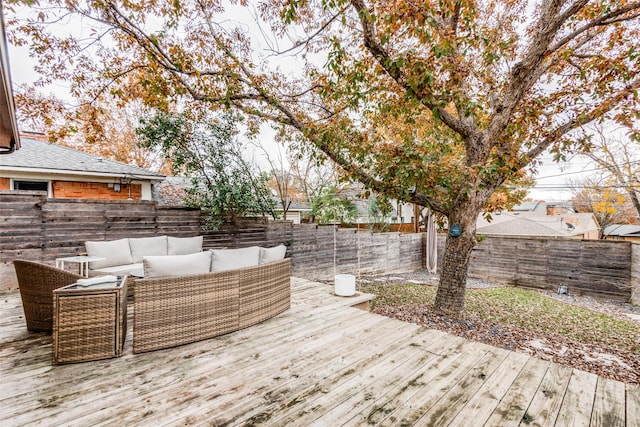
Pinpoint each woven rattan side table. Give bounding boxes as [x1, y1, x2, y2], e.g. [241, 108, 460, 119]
[52, 276, 128, 364]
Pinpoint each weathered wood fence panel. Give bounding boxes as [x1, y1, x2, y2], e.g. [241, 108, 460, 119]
[0, 192, 44, 286]
[289, 225, 424, 281]
[630, 244, 640, 305]
[0, 193, 294, 289]
[200, 216, 293, 251]
[438, 235, 632, 300]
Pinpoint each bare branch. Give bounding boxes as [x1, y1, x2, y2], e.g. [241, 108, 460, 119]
[270, 9, 346, 56]
[103, 1, 236, 79]
[549, 1, 640, 54]
[522, 77, 640, 164]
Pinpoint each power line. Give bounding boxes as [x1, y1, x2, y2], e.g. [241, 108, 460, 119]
[532, 158, 640, 181]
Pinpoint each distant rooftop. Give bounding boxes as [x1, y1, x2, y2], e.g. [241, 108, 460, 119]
[511, 200, 575, 215]
[512, 201, 546, 213]
[603, 224, 640, 237]
[477, 212, 595, 237]
[478, 199, 596, 237]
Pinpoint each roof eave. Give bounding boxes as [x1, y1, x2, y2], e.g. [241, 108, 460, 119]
[0, 9, 19, 154]
[0, 165, 165, 181]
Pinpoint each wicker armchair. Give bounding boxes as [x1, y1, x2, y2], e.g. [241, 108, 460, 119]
[13, 260, 82, 332]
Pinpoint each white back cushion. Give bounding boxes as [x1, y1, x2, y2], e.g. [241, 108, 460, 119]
[129, 236, 168, 263]
[210, 246, 260, 272]
[168, 236, 203, 255]
[143, 251, 212, 278]
[86, 238, 133, 269]
[259, 245, 287, 264]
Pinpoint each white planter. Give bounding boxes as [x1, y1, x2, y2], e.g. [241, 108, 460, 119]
[334, 274, 356, 296]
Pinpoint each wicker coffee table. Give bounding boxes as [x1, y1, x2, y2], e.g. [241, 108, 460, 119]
[52, 276, 128, 364]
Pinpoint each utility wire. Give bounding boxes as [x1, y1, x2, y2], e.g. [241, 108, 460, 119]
[532, 158, 640, 181]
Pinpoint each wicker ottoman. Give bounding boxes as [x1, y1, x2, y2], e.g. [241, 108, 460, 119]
[52, 276, 128, 364]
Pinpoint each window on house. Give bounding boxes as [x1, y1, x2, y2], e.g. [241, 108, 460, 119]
[13, 180, 49, 192]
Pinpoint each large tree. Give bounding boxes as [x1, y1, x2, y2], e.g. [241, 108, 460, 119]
[137, 111, 276, 228]
[7, 0, 640, 317]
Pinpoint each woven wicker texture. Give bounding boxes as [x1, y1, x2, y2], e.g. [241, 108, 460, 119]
[133, 270, 240, 353]
[133, 258, 291, 353]
[52, 279, 127, 364]
[13, 260, 83, 332]
[239, 259, 291, 329]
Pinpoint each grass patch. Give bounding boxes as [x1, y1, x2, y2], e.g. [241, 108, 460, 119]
[365, 284, 639, 354]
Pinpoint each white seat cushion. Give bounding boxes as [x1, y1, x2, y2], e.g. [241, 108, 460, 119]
[168, 236, 203, 255]
[210, 246, 260, 272]
[259, 245, 287, 264]
[89, 263, 143, 277]
[129, 236, 168, 263]
[143, 251, 212, 278]
[85, 238, 134, 269]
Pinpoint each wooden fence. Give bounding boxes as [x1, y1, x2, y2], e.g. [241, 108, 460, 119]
[630, 244, 640, 305]
[437, 234, 634, 301]
[0, 193, 420, 289]
[0, 191, 637, 303]
[290, 224, 424, 281]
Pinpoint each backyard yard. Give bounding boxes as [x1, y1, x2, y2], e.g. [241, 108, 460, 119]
[358, 272, 640, 385]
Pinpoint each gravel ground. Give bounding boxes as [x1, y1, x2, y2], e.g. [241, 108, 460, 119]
[355, 270, 640, 384]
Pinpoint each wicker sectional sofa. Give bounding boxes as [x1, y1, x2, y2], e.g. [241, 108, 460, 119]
[84, 237, 291, 353]
[130, 258, 291, 353]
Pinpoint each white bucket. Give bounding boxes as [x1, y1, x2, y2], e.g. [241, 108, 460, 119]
[334, 274, 356, 296]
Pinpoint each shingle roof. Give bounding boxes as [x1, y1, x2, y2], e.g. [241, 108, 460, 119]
[0, 138, 164, 179]
[512, 201, 543, 212]
[603, 224, 640, 237]
[477, 212, 596, 237]
[284, 201, 312, 211]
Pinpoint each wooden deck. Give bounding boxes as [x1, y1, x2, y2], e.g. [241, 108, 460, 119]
[1, 277, 638, 426]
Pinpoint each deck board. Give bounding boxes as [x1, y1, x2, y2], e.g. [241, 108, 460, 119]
[0, 277, 635, 426]
[591, 377, 625, 427]
[627, 384, 640, 427]
[447, 350, 531, 426]
[482, 356, 551, 426]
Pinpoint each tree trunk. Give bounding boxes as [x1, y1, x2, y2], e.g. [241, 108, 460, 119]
[433, 202, 481, 318]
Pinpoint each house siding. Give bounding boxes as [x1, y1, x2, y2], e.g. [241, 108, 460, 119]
[52, 181, 142, 200]
[0, 177, 8, 190]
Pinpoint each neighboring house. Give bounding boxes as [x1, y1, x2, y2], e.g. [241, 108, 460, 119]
[0, 137, 164, 200]
[273, 200, 312, 224]
[353, 198, 420, 226]
[0, 9, 20, 154]
[477, 202, 600, 239]
[602, 224, 640, 242]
